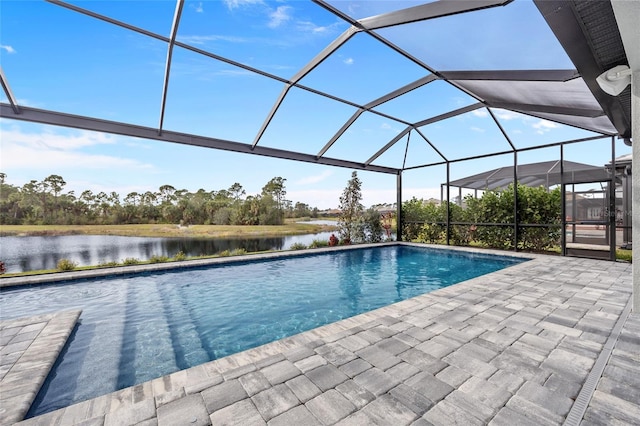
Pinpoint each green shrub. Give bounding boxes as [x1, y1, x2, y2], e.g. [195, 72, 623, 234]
[98, 261, 119, 268]
[290, 243, 307, 250]
[218, 250, 231, 257]
[230, 248, 247, 256]
[122, 257, 140, 265]
[149, 255, 170, 263]
[309, 239, 329, 248]
[173, 251, 186, 261]
[57, 258, 77, 271]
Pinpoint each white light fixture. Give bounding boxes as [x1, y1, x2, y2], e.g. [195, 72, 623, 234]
[596, 65, 632, 96]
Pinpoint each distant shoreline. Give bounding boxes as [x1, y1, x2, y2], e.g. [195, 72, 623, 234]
[0, 222, 339, 239]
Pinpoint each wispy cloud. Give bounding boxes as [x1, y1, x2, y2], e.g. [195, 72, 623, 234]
[493, 110, 521, 121]
[268, 5, 292, 28]
[472, 109, 489, 118]
[223, 0, 263, 10]
[0, 124, 153, 171]
[296, 20, 344, 35]
[532, 119, 559, 134]
[343, 57, 354, 65]
[296, 170, 334, 185]
[470, 126, 485, 133]
[178, 34, 248, 45]
[191, 2, 204, 13]
[1, 45, 16, 54]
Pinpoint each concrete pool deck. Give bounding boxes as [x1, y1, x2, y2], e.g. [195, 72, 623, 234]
[1, 244, 638, 425]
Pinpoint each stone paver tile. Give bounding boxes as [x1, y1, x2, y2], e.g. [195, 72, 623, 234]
[435, 365, 472, 388]
[306, 364, 349, 391]
[336, 335, 371, 353]
[445, 390, 496, 423]
[386, 362, 421, 382]
[306, 389, 357, 425]
[389, 384, 434, 416]
[201, 379, 248, 413]
[488, 406, 542, 426]
[505, 395, 564, 425]
[355, 345, 401, 371]
[260, 360, 301, 385]
[157, 394, 210, 426]
[415, 340, 455, 359]
[339, 358, 372, 378]
[209, 399, 266, 426]
[587, 389, 640, 425]
[239, 371, 272, 396]
[285, 375, 321, 403]
[542, 373, 582, 400]
[353, 367, 400, 396]
[515, 380, 573, 417]
[456, 341, 499, 363]
[335, 380, 375, 409]
[603, 364, 640, 388]
[337, 394, 417, 426]
[314, 343, 357, 367]
[596, 376, 640, 406]
[488, 369, 525, 394]
[283, 346, 315, 363]
[405, 372, 453, 404]
[422, 399, 484, 426]
[103, 399, 156, 426]
[155, 388, 186, 408]
[443, 349, 497, 379]
[294, 355, 327, 373]
[540, 348, 593, 383]
[221, 363, 257, 380]
[403, 327, 435, 343]
[458, 376, 512, 410]
[398, 348, 448, 375]
[374, 337, 412, 355]
[268, 405, 321, 426]
[251, 383, 299, 422]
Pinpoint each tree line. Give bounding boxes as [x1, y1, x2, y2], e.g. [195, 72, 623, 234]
[0, 173, 321, 226]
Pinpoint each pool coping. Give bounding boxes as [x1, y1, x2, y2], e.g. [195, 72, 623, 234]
[0, 310, 81, 424]
[3, 243, 637, 425]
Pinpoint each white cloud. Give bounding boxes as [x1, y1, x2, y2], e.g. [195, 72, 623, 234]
[190, 2, 204, 13]
[472, 109, 489, 118]
[532, 119, 559, 134]
[343, 57, 354, 65]
[268, 6, 292, 28]
[295, 170, 334, 185]
[493, 110, 521, 121]
[470, 126, 485, 133]
[223, 0, 263, 10]
[296, 20, 343, 35]
[178, 34, 247, 45]
[0, 45, 16, 54]
[0, 125, 154, 171]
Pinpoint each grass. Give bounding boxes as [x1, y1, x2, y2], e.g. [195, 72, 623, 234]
[0, 222, 338, 238]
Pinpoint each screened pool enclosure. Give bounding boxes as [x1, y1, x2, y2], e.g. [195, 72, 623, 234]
[0, 0, 636, 264]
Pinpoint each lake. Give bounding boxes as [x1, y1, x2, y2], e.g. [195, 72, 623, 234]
[0, 232, 336, 273]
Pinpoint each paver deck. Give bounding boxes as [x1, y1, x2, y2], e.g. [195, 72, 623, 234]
[0, 310, 81, 425]
[2, 244, 637, 425]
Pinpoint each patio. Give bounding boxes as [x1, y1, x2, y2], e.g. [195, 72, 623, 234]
[3, 244, 637, 425]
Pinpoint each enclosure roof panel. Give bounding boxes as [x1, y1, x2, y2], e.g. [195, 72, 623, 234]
[0, 0, 630, 173]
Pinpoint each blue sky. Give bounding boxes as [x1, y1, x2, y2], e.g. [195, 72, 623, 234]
[0, 0, 630, 209]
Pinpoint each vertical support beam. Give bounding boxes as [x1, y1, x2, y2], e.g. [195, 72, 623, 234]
[396, 171, 403, 242]
[632, 70, 639, 312]
[560, 145, 566, 256]
[446, 162, 451, 246]
[513, 151, 519, 251]
[609, 136, 617, 261]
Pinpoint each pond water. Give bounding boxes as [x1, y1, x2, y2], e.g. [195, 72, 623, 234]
[0, 232, 336, 273]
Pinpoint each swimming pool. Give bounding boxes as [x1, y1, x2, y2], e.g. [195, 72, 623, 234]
[0, 244, 527, 417]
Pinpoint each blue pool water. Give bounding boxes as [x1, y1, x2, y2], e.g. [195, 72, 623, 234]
[0, 245, 526, 417]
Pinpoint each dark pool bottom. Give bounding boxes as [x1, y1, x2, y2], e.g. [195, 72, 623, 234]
[0, 245, 527, 417]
